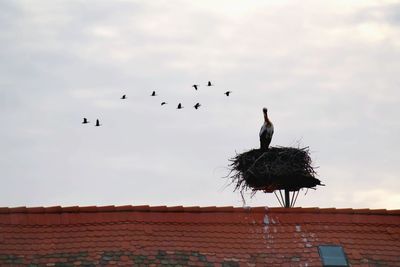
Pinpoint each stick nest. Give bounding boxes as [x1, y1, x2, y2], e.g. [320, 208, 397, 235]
[229, 146, 323, 193]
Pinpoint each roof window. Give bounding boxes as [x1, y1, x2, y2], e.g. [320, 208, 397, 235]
[318, 245, 348, 266]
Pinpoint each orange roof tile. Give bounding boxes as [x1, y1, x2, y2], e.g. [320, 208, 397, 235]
[0, 205, 399, 266]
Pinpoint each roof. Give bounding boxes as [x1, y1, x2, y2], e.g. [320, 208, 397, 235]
[0, 205, 399, 266]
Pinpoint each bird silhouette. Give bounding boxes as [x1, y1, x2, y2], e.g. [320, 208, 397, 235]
[194, 103, 201, 109]
[82, 118, 89, 124]
[95, 119, 101, 127]
[177, 103, 183, 109]
[151, 91, 157, 96]
[161, 102, 167, 106]
[225, 91, 232, 96]
[259, 108, 274, 150]
[207, 81, 213, 86]
[121, 95, 126, 99]
[192, 84, 199, 90]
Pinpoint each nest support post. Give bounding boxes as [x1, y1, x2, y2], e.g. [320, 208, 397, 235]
[274, 189, 300, 208]
[285, 189, 290, 208]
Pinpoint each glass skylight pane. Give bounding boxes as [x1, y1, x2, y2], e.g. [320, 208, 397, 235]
[318, 245, 348, 266]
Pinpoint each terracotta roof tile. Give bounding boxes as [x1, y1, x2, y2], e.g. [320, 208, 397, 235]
[42, 206, 62, 213]
[0, 205, 399, 266]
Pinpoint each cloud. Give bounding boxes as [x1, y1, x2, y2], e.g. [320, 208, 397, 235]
[352, 189, 400, 209]
[0, 0, 399, 208]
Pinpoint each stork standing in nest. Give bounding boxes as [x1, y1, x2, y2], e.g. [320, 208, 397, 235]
[259, 107, 274, 150]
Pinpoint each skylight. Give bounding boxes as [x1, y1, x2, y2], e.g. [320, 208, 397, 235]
[318, 245, 349, 266]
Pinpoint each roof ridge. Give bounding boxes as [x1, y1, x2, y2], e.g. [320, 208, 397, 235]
[0, 205, 398, 215]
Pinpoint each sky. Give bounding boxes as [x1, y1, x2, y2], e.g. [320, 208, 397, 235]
[1, 0, 399, 209]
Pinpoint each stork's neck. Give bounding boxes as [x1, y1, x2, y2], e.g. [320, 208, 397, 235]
[264, 114, 272, 125]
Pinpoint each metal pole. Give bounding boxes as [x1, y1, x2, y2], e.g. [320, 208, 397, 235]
[292, 190, 300, 207]
[279, 190, 284, 207]
[285, 189, 290, 208]
[274, 191, 284, 207]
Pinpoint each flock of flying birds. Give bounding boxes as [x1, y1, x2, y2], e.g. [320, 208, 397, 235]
[82, 81, 232, 126]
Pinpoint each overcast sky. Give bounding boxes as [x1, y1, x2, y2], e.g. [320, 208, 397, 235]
[1, 0, 399, 209]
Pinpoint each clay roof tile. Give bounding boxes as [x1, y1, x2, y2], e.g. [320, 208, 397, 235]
[0, 205, 399, 266]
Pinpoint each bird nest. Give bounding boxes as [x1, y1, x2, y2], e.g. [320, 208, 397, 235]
[228, 147, 323, 193]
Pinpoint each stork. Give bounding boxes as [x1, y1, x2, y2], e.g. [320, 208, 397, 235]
[259, 108, 274, 150]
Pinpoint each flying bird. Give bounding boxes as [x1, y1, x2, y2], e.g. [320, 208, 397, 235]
[82, 118, 89, 124]
[95, 119, 101, 127]
[259, 108, 274, 150]
[161, 102, 167, 106]
[121, 95, 126, 99]
[192, 84, 199, 90]
[194, 103, 201, 109]
[225, 91, 232, 96]
[151, 91, 157, 96]
[177, 103, 183, 109]
[207, 81, 213, 86]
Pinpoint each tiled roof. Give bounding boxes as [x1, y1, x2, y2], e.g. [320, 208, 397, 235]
[0, 206, 399, 266]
